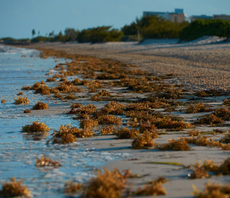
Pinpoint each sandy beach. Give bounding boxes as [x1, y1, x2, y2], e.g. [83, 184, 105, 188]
[3, 39, 230, 197]
[22, 37, 230, 91]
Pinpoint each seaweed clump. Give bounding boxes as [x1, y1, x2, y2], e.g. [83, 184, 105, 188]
[22, 121, 50, 132]
[220, 131, 230, 143]
[189, 160, 219, 179]
[100, 126, 114, 135]
[14, 96, 30, 105]
[219, 157, 230, 175]
[193, 182, 230, 198]
[32, 101, 49, 110]
[96, 114, 122, 125]
[223, 99, 230, 106]
[24, 109, 31, 113]
[0, 177, 31, 197]
[187, 129, 200, 136]
[80, 118, 98, 129]
[64, 181, 83, 194]
[186, 135, 219, 147]
[196, 107, 230, 125]
[189, 158, 230, 179]
[185, 102, 211, 113]
[155, 138, 190, 151]
[113, 127, 139, 139]
[132, 132, 156, 149]
[132, 176, 167, 196]
[35, 155, 62, 167]
[1, 99, 6, 104]
[82, 168, 127, 198]
[51, 124, 94, 144]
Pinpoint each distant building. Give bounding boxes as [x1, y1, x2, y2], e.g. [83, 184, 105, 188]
[143, 9, 186, 23]
[190, 15, 213, 22]
[213, 14, 230, 20]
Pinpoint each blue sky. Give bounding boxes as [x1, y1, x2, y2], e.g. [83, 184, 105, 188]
[0, 0, 229, 39]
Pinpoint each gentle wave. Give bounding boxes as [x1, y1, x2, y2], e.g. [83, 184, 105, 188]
[0, 44, 36, 54]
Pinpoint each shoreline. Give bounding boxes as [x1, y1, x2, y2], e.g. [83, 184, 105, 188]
[3, 43, 230, 197]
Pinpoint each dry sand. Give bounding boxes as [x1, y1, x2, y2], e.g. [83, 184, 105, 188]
[14, 39, 230, 197]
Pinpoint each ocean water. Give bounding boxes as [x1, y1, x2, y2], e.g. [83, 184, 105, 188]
[0, 45, 128, 197]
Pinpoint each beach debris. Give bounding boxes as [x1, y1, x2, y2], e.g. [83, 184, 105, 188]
[32, 101, 49, 110]
[14, 96, 30, 105]
[95, 114, 122, 125]
[1, 99, 6, 104]
[188, 157, 230, 179]
[139, 121, 157, 134]
[17, 91, 24, 95]
[196, 107, 230, 125]
[34, 85, 51, 95]
[0, 177, 31, 197]
[132, 176, 167, 196]
[50, 124, 94, 144]
[82, 168, 127, 198]
[187, 129, 200, 136]
[189, 160, 219, 179]
[68, 104, 97, 116]
[40, 80, 46, 84]
[64, 94, 77, 100]
[64, 180, 83, 194]
[223, 98, 230, 106]
[113, 127, 139, 139]
[219, 143, 230, 150]
[155, 138, 190, 151]
[100, 125, 114, 135]
[100, 101, 125, 115]
[127, 110, 192, 130]
[21, 85, 31, 90]
[186, 135, 219, 147]
[196, 113, 222, 125]
[35, 155, 62, 167]
[70, 103, 83, 109]
[189, 167, 209, 179]
[220, 131, 230, 143]
[185, 102, 211, 113]
[24, 109, 31, 113]
[195, 89, 226, 97]
[22, 121, 50, 132]
[51, 124, 77, 144]
[132, 131, 156, 149]
[80, 118, 98, 129]
[219, 157, 230, 175]
[192, 182, 230, 198]
[46, 77, 56, 82]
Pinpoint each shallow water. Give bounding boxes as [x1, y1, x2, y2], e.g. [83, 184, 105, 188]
[0, 45, 127, 197]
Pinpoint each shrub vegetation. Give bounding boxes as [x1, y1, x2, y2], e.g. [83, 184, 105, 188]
[179, 19, 230, 41]
[122, 15, 189, 39]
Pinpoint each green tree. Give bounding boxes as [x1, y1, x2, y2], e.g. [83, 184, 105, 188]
[77, 26, 123, 43]
[32, 29, 36, 38]
[64, 28, 78, 41]
[49, 31, 54, 37]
